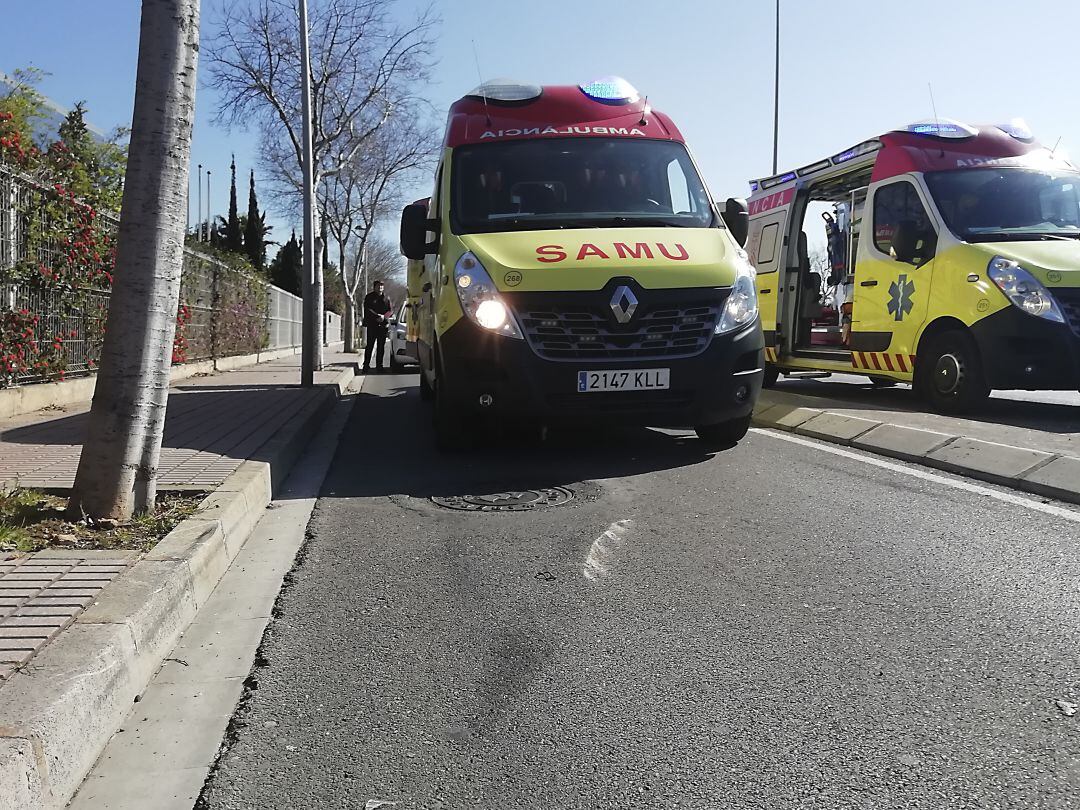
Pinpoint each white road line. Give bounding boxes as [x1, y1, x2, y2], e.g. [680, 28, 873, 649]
[583, 519, 634, 582]
[751, 427, 1080, 525]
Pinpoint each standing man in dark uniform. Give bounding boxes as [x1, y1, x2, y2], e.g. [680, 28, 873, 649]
[362, 280, 393, 372]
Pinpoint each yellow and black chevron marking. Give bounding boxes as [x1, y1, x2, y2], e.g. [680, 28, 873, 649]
[850, 351, 916, 374]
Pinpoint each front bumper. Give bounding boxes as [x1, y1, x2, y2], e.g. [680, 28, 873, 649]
[969, 305, 1080, 390]
[437, 318, 765, 427]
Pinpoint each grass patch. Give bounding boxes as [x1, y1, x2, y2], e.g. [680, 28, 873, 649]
[0, 489, 204, 554]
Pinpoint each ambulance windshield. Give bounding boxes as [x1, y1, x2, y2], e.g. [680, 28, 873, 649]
[926, 167, 1080, 242]
[451, 138, 715, 234]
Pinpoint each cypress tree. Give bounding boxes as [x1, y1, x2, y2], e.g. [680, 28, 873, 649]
[244, 169, 265, 270]
[268, 230, 302, 295]
[226, 155, 243, 252]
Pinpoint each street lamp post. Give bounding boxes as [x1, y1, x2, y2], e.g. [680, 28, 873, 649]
[299, 0, 316, 387]
[205, 169, 212, 243]
[196, 163, 202, 241]
[772, 0, 780, 175]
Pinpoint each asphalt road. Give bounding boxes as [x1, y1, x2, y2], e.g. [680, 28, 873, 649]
[198, 372, 1080, 810]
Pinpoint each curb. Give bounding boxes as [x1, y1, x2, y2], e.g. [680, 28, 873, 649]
[0, 364, 359, 810]
[752, 391, 1080, 505]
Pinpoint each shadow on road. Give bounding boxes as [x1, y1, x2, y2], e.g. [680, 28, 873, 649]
[320, 378, 723, 501]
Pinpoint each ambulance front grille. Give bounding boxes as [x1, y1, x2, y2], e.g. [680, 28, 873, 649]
[514, 298, 725, 361]
[1053, 287, 1080, 336]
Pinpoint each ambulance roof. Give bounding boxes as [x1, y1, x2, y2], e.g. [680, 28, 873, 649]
[442, 77, 684, 149]
[748, 120, 1072, 201]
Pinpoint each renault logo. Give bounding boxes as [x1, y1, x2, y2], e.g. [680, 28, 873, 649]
[609, 285, 639, 324]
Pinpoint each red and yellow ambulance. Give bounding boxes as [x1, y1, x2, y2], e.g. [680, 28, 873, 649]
[746, 119, 1080, 411]
[401, 77, 763, 449]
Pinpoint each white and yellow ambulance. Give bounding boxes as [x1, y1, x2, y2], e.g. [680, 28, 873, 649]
[400, 77, 763, 449]
[746, 119, 1080, 412]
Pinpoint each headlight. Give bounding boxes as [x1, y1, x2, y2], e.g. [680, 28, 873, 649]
[715, 267, 759, 334]
[454, 252, 523, 338]
[987, 257, 1065, 323]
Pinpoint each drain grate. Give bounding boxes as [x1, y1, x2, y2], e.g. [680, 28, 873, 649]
[431, 487, 575, 512]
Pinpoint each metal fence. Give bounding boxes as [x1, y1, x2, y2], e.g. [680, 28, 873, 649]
[0, 165, 332, 387]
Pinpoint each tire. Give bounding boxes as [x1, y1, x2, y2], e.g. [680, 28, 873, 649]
[695, 414, 752, 449]
[762, 365, 781, 389]
[916, 329, 990, 413]
[418, 368, 434, 402]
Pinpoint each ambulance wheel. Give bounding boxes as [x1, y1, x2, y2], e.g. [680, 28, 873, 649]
[918, 329, 989, 413]
[433, 381, 470, 452]
[695, 414, 751, 449]
[762, 365, 781, 389]
[418, 368, 434, 402]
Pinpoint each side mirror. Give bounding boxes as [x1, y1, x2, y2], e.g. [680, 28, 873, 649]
[891, 220, 935, 265]
[722, 197, 749, 247]
[400, 203, 439, 261]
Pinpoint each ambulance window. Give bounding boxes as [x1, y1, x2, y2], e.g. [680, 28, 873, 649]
[667, 159, 692, 214]
[757, 222, 780, 264]
[873, 181, 932, 255]
[431, 165, 443, 217]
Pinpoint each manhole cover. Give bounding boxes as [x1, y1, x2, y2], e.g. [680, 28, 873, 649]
[431, 487, 575, 512]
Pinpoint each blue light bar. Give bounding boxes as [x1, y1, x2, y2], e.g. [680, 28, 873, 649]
[997, 118, 1033, 141]
[468, 79, 543, 103]
[905, 119, 978, 139]
[760, 171, 797, 189]
[831, 138, 882, 165]
[579, 76, 640, 105]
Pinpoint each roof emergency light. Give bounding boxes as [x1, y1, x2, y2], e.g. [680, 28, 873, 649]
[467, 79, 543, 104]
[905, 118, 978, 139]
[832, 138, 882, 165]
[579, 76, 640, 105]
[996, 118, 1034, 142]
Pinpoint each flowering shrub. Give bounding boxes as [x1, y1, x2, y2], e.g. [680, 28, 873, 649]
[1, 105, 271, 387]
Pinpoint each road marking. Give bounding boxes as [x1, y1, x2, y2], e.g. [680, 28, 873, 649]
[583, 519, 634, 582]
[751, 428, 1080, 525]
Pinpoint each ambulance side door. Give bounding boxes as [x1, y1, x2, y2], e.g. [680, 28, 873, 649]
[852, 177, 937, 374]
[748, 212, 786, 362]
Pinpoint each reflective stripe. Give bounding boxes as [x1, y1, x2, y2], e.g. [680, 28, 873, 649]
[870, 353, 882, 370]
[897, 354, 908, 373]
[883, 353, 895, 371]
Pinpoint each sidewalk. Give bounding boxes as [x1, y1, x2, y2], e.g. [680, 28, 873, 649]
[0, 351, 359, 679]
[0, 351, 362, 810]
[0, 353, 356, 491]
[754, 385, 1080, 505]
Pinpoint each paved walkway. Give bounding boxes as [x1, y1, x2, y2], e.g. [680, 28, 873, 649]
[764, 375, 1079, 458]
[0, 351, 359, 679]
[0, 353, 357, 490]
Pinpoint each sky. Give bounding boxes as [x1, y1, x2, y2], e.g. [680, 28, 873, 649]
[4, 0, 1080, 257]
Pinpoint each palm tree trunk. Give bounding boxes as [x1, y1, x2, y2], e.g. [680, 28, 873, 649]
[68, 0, 201, 520]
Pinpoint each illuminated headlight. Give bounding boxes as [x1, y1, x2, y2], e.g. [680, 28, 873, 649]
[475, 300, 508, 330]
[987, 257, 1065, 323]
[453, 252, 523, 338]
[715, 270, 759, 334]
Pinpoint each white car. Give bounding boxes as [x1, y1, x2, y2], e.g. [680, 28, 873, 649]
[389, 302, 419, 369]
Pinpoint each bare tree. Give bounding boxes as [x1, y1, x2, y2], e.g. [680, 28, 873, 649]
[205, 0, 437, 354]
[68, 0, 201, 520]
[319, 114, 436, 351]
